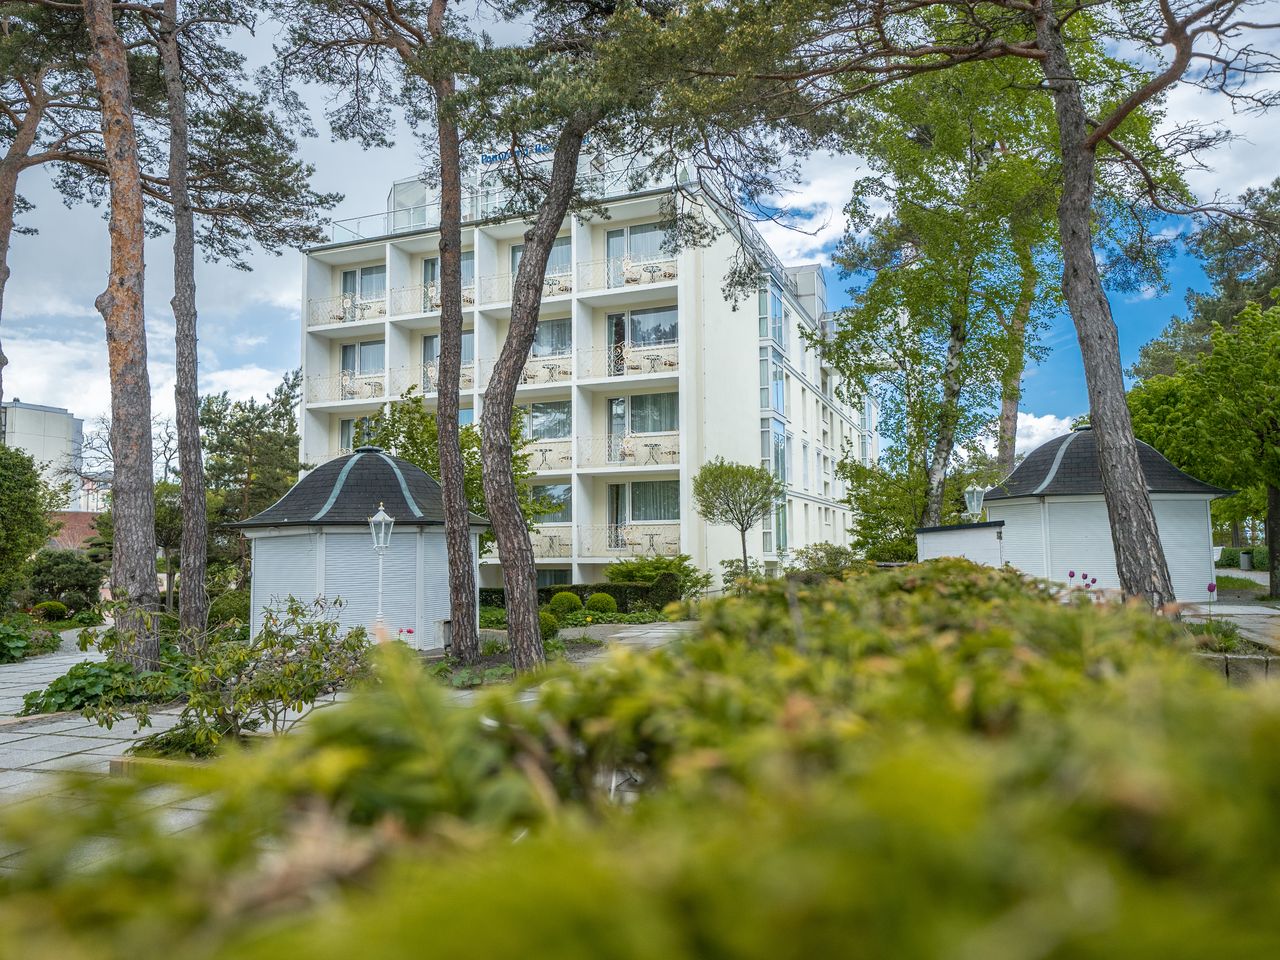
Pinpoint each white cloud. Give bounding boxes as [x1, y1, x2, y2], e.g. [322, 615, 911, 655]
[1016, 413, 1075, 454]
[754, 149, 867, 265]
[202, 365, 289, 403]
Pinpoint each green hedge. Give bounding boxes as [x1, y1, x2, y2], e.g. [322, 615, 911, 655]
[1220, 545, 1271, 570]
[5, 560, 1278, 958]
[480, 581, 655, 613]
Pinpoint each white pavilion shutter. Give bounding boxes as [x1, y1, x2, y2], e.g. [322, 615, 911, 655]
[1154, 498, 1214, 602]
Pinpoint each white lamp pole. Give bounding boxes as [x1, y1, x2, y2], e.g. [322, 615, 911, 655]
[368, 502, 395, 634]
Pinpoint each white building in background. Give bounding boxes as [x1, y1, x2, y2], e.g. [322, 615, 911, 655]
[297, 158, 877, 588]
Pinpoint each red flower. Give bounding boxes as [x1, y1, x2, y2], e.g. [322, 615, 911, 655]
[406, 628, 414, 634]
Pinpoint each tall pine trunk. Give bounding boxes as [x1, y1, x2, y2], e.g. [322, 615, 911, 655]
[997, 233, 1036, 477]
[84, 0, 161, 668]
[481, 117, 592, 672]
[0, 95, 45, 406]
[1032, 1, 1175, 608]
[921, 309, 966, 527]
[158, 0, 209, 641]
[428, 0, 478, 663]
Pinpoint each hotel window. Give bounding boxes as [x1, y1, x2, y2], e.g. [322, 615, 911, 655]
[534, 483, 572, 523]
[341, 264, 386, 302]
[421, 331, 474, 366]
[758, 348, 784, 413]
[461, 250, 475, 288]
[422, 257, 439, 288]
[532, 317, 572, 358]
[760, 417, 786, 483]
[628, 392, 679, 433]
[630, 480, 680, 521]
[524, 400, 571, 440]
[775, 501, 788, 553]
[512, 236, 571, 277]
[629, 305, 678, 345]
[758, 281, 785, 347]
[762, 509, 774, 554]
[339, 416, 373, 451]
[458, 407, 474, 426]
[536, 568, 571, 588]
[340, 339, 384, 375]
[802, 442, 809, 489]
[860, 434, 870, 466]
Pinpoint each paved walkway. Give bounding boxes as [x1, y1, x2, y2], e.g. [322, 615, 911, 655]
[1216, 566, 1272, 587]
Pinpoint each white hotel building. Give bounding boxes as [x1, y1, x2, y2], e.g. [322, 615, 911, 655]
[298, 161, 877, 588]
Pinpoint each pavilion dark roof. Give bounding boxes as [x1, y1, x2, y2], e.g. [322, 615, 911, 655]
[984, 427, 1231, 502]
[233, 447, 486, 528]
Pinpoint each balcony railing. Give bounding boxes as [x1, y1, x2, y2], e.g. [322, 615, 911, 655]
[579, 340, 679, 379]
[305, 448, 353, 467]
[526, 437, 573, 471]
[577, 255, 678, 292]
[388, 282, 474, 315]
[532, 527, 573, 559]
[307, 294, 388, 328]
[579, 523, 680, 557]
[477, 352, 574, 387]
[306, 372, 386, 404]
[578, 432, 679, 468]
[389, 363, 475, 397]
[476, 269, 575, 305]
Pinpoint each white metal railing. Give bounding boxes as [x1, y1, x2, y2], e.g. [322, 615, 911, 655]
[306, 448, 353, 467]
[476, 269, 574, 304]
[577, 255, 678, 292]
[579, 340, 679, 379]
[526, 437, 573, 471]
[578, 432, 679, 468]
[389, 284, 441, 315]
[307, 294, 388, 327]
[532, 527, 573, 559]
[477, 352, 574, 387]
[389, 363, 475, 397]
[579, 523, 680, 557]
[306, 372, 386, 404]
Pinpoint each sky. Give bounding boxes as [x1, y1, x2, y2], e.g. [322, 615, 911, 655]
[3, 14, 1279, 459]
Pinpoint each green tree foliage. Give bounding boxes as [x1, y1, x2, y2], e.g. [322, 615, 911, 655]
[784, 541, 865, 579]
[691, 457, 784, 578]
[200, 369, 303, 553]
[0, 444, 57, 604]
[360, 389, 542, 551]
[603, 554, 712, 598]
[25, 548, 104, 611]
[4, 561, 1274, 956]
[1133, 178, 1280, 380]
[1129, 302, 1280, 597]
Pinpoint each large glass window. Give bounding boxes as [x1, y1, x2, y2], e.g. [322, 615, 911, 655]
[759, 348, 784, 414]
[761, 417, 786, 484]
[534, 483, 572, 523]
[423, 257, 439, 287]
[628, 222, 668, 260]
[758, 281, 785, 348]
[341, 265, 386, 302]
[459, 408, 474, 426]
[527, 400, 571, 440]
[512, 236, 571, 277]
[537, 568, 571, 588]
[532, 318, 572, 357]
[629, 305, 678, 345]
[629, 393, 678, 433]
[339, 416, 372, 451]
[422, 333, 473, 367]
[341, 340, 384, 375]
[461, 250, 475, 287]
[631, 480, 680, 521]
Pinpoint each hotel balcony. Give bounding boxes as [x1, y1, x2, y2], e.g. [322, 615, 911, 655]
[579, 523, 680, 558]
[578, 340, 679, 380]
[388, 283, 474, 316]
[578, 432, 679, 469]
[531, 527, 573, 559]
[307, 294, 387, 328]
[477, 270, 573, 305]
[576, 254, 678, 293]
[526, 437, 573, 472]
[479, 352, 574, 387]
[307, 372, 385, 404]
[389, 363, 475, 398]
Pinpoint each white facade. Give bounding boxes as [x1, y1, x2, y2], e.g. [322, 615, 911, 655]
[298, 165, 876, 587]
[246, 525, 479, 649]
[984, 494, 1218, 603]
[916, 522, 1005, 568]
[1, 400, 80, 498]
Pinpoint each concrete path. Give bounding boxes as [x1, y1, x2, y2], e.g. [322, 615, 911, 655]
[1184, 601, 1280, 651]
[1216, 566, 1272, 588]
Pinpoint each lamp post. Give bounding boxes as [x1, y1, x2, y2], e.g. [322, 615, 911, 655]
[964, 484, 985, 522]
[368, 502, 395, 634]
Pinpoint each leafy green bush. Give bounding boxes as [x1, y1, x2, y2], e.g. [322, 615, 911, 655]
[25, 548, 104, 611]
[6, 559, 1279, 959]
[719, 556, 765, 592]
[208, 589, 251, 626]
[584, 592, 617, 613]
[1218, 546, 1241, 567]
[31, 600, 68, 622]
[785, 541, 868, 579]
[548, 591, 583, 616]
[539, 610, 559, 642]
[71, 608, 102, 627]
[647, 571, 681, 609]
[0, 616, 60, 664]
[20, 659, 185, 715]
[479, 606, 507, 629]
[604, 554, 713, 598]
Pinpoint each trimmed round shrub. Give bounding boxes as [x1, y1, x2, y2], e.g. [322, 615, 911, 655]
[208, 589, 251, 626]
[548, 591, 583, 616]
[32, 600, 68, 622]
[584, 592, 617, 614]
[538, 610, 559, 641]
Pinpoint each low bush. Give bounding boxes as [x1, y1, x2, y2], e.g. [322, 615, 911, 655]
[604, 554, 713, 598]
[208, 589, 251, 626]
[1218, 546, 1241, 567]
[584, 593, 617, 613]
[548, 591, 583, 616]
[555, 609, 664, 627]
[481, 582, 656, 613]
[785, 541, 868, 579]
[539, 610, 559, 642]
[478, 606, 507, 629]
[31, 600, 68, 622]
[25, 548, 104, 611]
[7, 559, 1278, 959]
[0, 616, 61, 664]
[647, 571, 681, 609]
[20, 658, 186, 715]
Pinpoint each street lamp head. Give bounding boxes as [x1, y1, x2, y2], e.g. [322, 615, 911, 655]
[964, 484, 985, 519]
[368, 502, 395, 552]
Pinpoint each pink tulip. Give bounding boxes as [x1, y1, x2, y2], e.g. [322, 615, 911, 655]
[1068, 570, 1076, 579]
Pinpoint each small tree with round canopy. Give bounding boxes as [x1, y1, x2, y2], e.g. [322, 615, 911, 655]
[692, 458, 784, 590]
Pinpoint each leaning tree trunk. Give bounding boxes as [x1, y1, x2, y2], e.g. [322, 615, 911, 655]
[0, 96, 46, 407]
[427, 0, 478, 663]
[1032, 1, 1175, 609]
[1267, 484, 1279, 600]
[84, 0, 161, 669]
[921, 309, 967, 527]
[158, 1, 209, 641]
[997, 234, 1036, 477]
[481, 116, 594, 673]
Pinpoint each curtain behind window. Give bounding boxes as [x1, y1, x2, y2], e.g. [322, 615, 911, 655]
[533, 318, 572, 357]
[530, 401, 571, 439]
[630, 480, 679, 521]
[629, 305, 678, 345]
[630, 393, 678, 433]
[534, 483, 572, 523]
[360, 265, 386, 300]
[629, 222, 668, 260]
